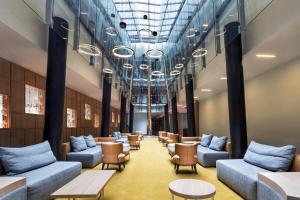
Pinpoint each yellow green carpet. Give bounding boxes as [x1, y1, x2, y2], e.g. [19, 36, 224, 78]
[66, 138, 243, 200]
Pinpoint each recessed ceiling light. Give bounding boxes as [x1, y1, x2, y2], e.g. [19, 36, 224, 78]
[203, 24, 209, 27]
[220, 77, 227, 80]
[201, 89, 212, 92]
[256, 54, 276, 58]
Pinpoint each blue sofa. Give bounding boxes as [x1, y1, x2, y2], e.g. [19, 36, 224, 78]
[61, 142, 102, 168]
[217, 141, 297, 200]
[0, 141, 82, 200]
[111, 132, 128, 143]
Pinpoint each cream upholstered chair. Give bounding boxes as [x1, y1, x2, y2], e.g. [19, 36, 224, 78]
[135, 131, 143, 140]
[101, 143, 126, 171]
[128, 135, 140, 150]
[172, 143, 198, 174]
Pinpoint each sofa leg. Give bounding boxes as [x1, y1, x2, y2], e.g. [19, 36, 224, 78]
[123, 163, 125, 168]
[106, 164, 109, 169]
[176, 165, 179, 174]
[118, 164, 121, 171]
[194, 165, 198, 174]
[102, 163, 105, 170]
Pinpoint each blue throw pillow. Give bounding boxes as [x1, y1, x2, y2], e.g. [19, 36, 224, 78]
[209, 136, 227, 151]
[200, 134, 213, 147]
[0, 141, 56, 175]
[84, 135, 96, 148]
[244, 141, 296, 172]
[70, 136, 88, 152]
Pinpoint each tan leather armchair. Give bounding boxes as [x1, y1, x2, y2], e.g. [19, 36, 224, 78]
[158, 131, 167, 142]
[134, 131, 143, 140]
[172, 143, 198, 174]
[101, 143, 126, 171]
[181, 137, 201, 143]
[166, 134, 179, 145]
[95, 137, 116, 143]
[128, 135, 140, 150]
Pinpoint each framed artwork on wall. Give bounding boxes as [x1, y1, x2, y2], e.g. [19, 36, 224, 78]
[94, 114, 100, 128]
[25, 84, 45, 115]
[85, 104, 92, 120]
[67, 108, 77, 128]
[0, 94, 10, 128]
[111, 112, 115, 123]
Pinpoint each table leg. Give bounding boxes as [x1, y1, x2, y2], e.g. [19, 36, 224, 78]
[171, 194, 174, 200]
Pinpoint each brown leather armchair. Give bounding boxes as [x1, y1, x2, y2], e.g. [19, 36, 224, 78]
[101, 143, 126, 171]
[158, 131, 167, 142]
[134, 131, 143, 140]
[172, 143, 198, 174]
[128, 135, 140, 150]
[181, 136, 201, 143]
[95, 137, 116, 143]
[166, 134, 179, 145]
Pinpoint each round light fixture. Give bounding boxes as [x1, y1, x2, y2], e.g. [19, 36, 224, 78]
[170, 70, 181, 76]
[192, 48, 208, 58]
[152, 71, 164, 76]
[105, 26, 117, 37]
[139, 28, 152, 36]
[139, 64, 149, 70]
[123, 63, 133, 69]
[146, 49, 164, 58]
[112, 45, 134, 58]
[186, 28, 197, 38]
[103, 68, 113, 74]
[78, 44, 101, 56]
[175, 63, 184, 69]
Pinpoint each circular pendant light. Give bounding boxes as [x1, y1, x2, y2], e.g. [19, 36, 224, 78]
[170, 70, 181, 76]
[139, 28, 152, 36]
[139, 64, 149, 70]
[192, 48, 208, 58]
[78, 44, 101, 56]
[152, 71, 164, 76]
[146, 49, 164, 59]
[123, 63, 133, 69]
[103, 68, 113, 74]
[112, 45, 134, 58]
[105, 26, 117, 37]
[175, 63, 184, 69]
[186, 28, 197, 38]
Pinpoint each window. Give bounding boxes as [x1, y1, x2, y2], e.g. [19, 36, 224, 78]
[94, 114, 100, 128]
[25, 84, 45, 115]
[67, 108, 77, 128]
[85, 104, 92, 120]
[0, 94, 9, 128]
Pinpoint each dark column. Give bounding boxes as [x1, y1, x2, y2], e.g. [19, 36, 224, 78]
[129, 103, 134, 133]
[171, 95, 178, 134]
[185, 75, 196, 137]
[119, 94, 126, 133]
[225, 22, 248, 159]
[43, 17, 68, 160]
[101, 74, 112, 137]
[164, 104, 170, 132]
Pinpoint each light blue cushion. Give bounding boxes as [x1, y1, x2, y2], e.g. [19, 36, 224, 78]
[197, 145, 229, 167]
[13, 161, 81, 200]
[243, 141, 296, 172]
[70, 136, 88, 152]
[67, 146, 102, 168]
[84, 135, 96, 148]
[0, 141, 56, 175]
[209, 136, 227, 151]
[217, 159, 270, 200]
[112, 132, 121, 139]
[200, 134, 213, 147]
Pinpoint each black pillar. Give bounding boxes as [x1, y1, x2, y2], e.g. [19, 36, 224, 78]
[129, 103, 134, 133]
[43, 17, 68, 160]
[185, 75, 196, 137]
[164, 104, 170, 132]
[101, 74, 112, 137]
[119, 94, 126, 133]
[171, 95, 178, 134]
[225, 22, 248, 159]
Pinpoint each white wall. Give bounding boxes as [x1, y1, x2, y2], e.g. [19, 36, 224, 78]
[133, 113, 148, 135]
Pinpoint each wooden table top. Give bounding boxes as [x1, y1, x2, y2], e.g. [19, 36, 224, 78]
[169, 179, 216, 199]
[51, 170, 116, 198]
[258, 172, 300, 200]
[0, 177, 26, 197]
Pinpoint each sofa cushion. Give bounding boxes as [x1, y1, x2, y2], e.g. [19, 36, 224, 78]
[217, 159, 270, 200]
[116, 138, 128, 143]
[67, 146, 102, 168]
[112, 132, 122, 139]
[13, 161, 81, 200]
[209, 136, 227, 151]
[200, 134, 213, 147]
[197, 145, 229, 167]
[70, 136, 88, 152]
[84, 135, 96, 148]
[244, 141, 296, 172]
[0, 141, 56, 175]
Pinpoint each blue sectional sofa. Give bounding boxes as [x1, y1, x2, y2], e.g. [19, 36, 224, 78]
[0, 141, 82, 200]
[217, 141, 298, 200]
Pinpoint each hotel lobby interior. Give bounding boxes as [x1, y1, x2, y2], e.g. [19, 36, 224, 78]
[1, 0, 300, 199]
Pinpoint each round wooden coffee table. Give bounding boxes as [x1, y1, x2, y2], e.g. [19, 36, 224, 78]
[169, 179, 216, 200]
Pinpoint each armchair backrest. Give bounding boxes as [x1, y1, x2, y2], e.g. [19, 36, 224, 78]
[169, 134, 179, 143]
[95, 137, 116, 143]
[158, 131, 166, 137]
[101, 143, 123, 164]
[290, 154, 300, 172]
[128, 135, 139, 144]
[181, 137, 201, 142]
[175, 143, 197, 165]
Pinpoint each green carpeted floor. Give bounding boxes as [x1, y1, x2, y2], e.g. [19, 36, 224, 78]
[67, 138, 243, 200]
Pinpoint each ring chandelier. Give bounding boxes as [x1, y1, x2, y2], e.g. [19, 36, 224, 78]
[152, 71, 164, 76]
[170, 70, 181, 76]
[174, 63, 184, 69]
[192, 48, 208, 58]
[123, 63, 133, 69]
[186, 28, 197, 38]
[102, 68, 113, 74]
[78, 44, 101, 56]
[146, 49, 164, 59]
[105, 26, 117, 37]
[112, 45, 134, 58]
[139, 28, 152, 36]
[139, 64, 149, 70]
